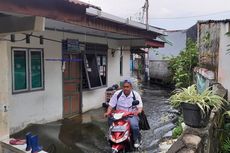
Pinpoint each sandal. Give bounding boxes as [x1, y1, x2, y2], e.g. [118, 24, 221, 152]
[9, 139, 26, 145]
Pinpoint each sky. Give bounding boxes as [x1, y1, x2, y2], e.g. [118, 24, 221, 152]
[80, 0, 230, 30]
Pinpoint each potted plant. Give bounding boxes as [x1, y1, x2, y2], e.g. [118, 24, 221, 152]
[170, 84, 227, 128]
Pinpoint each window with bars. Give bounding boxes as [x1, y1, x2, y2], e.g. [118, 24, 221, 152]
[12, 48, 44, 93]
[82, 44, 107, 89]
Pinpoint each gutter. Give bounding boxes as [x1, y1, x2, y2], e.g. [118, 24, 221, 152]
[86, 7, 166, 36]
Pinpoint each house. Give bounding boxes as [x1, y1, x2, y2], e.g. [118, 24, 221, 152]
[0, 0, 165, 141]
[195, 20, 230, 99]
[148, 30, 187, 83]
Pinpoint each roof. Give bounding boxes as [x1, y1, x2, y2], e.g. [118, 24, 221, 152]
[68, 0, 101, 10]
[86, 7, 166, 35]
[165, 29, 187, 33]
[0, 0, 166, 43]
[198, 19, 230, 24]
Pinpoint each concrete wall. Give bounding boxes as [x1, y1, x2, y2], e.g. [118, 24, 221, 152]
[0, 40, 10, 140]
[218, 22, 230, 100]
[198, 22, 220, 76]
[5, 27, 131, 133]
[149, 60, 171, 82]
[149, 30, 186, 81]
[82, 47, 131, 112]
[7, 32, 63, 134]
[149, 30, 186, 61]
[122, 47, 132, 79]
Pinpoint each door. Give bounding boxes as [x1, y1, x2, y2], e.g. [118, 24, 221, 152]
[63, 53, 81, 117]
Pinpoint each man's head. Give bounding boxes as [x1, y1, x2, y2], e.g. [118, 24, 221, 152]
[122, 80, 132, 96]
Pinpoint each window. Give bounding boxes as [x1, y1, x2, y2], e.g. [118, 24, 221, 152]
[120, 49, 123, 76]
[97, 55, 107, 85]
[30, 50, 43, 89]
[12, 48, 44, 93]
[13, 49, 28, 91]
[82, 44, 107, 89]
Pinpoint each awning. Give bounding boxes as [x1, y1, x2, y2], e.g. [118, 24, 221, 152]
[145, 40, 164, 48]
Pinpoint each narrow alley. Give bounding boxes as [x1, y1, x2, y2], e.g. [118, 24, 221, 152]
[11, 83, 176, 153]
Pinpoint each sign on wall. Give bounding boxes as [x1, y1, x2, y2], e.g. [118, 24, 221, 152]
[62, 39, 80, 52]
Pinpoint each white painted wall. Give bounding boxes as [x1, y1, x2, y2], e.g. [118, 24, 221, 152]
[218, 22, 230, 100]
[0, 40, 10, 140]
[82, 48, 131, 112]
[7, 33, 63, 134]
[122, 48, 131, 79]
[149, 30, 186, 60]
[6, 28, 131, 133]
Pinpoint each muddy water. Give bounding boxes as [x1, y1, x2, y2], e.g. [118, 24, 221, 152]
[138, 83, 174, 151]
[12, 83, 173, 153]
[12, 108, 110, 153]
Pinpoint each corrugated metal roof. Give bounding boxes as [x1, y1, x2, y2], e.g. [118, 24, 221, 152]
[198, 19, 230, 24]
[68, 0, 101, 10]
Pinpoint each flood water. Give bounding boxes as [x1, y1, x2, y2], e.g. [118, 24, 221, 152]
[12, 83, 174, 153]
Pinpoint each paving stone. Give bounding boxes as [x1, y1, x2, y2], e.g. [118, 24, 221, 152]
[182, 134, 201, 149]
[178, 148, 195, 153]
[167, 139, 185, 153]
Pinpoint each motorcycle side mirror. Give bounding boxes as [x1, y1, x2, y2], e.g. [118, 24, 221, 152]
[132, 100, 139, 106]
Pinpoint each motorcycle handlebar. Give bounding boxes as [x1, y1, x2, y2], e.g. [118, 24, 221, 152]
[109, 111, 135, 117]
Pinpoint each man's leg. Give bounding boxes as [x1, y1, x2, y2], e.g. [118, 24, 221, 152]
[128, 116, 140, 142]
[108, 116, 114, 127]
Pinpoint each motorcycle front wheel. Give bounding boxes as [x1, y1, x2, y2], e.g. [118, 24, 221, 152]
[111, 149, 125, 153]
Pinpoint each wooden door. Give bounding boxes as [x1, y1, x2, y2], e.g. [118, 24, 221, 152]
[63, 53, 81, 117]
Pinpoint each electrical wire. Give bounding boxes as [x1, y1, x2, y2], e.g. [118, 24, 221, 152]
[149, 10, 230, 20]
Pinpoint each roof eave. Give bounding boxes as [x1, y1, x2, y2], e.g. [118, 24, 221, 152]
[86, 7, 166, 36]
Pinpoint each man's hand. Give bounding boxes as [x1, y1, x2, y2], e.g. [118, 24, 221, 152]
[104, 112, 110, 118]
[133, 111, 140, 116]
[104, 106, 113, 118]
[134, 107, 143, 116]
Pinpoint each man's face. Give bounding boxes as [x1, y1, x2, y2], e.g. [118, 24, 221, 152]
[123, 82, 132, 96]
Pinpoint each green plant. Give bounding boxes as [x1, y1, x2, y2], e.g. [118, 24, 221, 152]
[221, 137, 230, 153]
[202, 31, 211, 48]
[172, 117, 183, 139]
[172, 125, 183, 139]
[224, 110, 230, 116]
[170, 84, 227, 113]
[167, 39, 198, 88]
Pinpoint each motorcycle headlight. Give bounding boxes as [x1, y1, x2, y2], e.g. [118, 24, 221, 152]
[115, 131, 129, 143]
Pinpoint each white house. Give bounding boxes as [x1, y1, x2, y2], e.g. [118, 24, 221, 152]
[0, 0, 165, 141]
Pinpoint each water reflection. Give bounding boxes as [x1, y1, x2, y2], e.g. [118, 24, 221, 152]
[12, 110, 110, 153]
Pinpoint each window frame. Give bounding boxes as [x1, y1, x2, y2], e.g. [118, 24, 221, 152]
[12, 47, 44, 94]
[96, 54, 107, 86]
[120, 49, 123, 76]
[29, 49, 44, 91]
[12, 48, 29, 93]
[82, 44, 108, 90]
[83, 53, 103, 90]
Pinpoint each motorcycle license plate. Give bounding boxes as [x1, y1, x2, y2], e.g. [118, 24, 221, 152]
[111, 126, 126, 132]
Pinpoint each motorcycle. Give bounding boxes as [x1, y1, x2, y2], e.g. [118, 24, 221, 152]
[108, 100, 141, 153]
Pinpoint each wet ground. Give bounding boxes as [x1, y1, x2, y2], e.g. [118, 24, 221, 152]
[12, 83, 176, 153]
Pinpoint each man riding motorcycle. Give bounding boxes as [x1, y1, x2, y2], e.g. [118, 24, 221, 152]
[104, 79, 143, 148]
